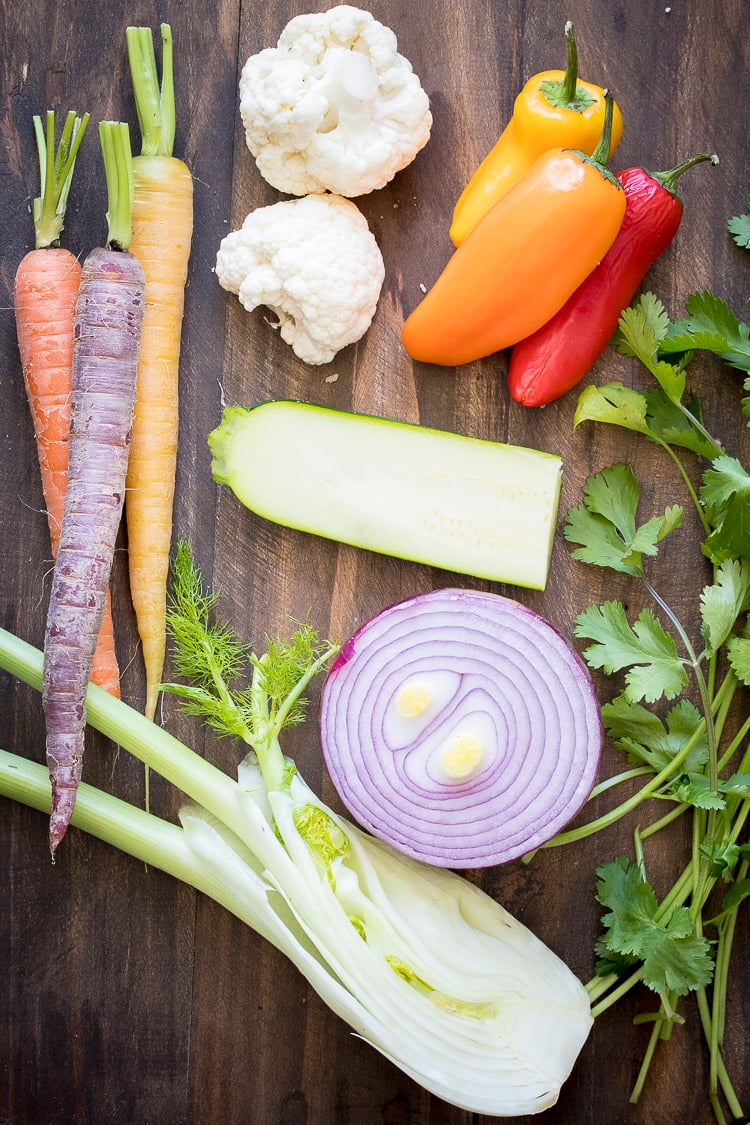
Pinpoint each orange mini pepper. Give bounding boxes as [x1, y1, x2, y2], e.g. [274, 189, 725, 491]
[450, 22, 623, 246]
[401, 93, 626, 368]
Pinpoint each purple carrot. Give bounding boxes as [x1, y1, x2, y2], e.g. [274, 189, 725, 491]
[42, 122, 145, 856]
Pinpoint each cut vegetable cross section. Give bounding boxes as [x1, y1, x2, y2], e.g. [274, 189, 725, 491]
[208, 401, 563, 590]
[319, 588, 603, 868]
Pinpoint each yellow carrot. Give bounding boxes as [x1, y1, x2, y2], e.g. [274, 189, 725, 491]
[125, 23, 193, 720]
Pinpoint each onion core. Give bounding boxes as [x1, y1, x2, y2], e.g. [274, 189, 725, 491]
[319, 588, 602, 868]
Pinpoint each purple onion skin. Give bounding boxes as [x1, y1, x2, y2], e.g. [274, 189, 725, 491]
[43, 247, 145, 856]
[320, 588, 603, 869]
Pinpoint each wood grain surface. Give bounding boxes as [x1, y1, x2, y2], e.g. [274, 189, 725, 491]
[1, 2, 748, 1123]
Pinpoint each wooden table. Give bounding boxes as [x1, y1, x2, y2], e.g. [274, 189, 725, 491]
[1, 2, 748, 1122]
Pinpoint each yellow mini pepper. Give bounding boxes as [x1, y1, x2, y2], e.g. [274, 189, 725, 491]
[449, 21, 623, 246]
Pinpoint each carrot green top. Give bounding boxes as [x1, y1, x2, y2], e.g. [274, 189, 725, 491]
[126, 23, 177, 157]
[98, 121, 135, 252]
[32, 109, 90, 249]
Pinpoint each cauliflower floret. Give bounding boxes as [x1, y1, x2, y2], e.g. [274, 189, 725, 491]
[215, 194, 385, 365]
[239, 5, 432, 197]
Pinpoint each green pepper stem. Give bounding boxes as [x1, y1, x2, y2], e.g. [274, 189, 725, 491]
[591, 89, 615, 166]
[561, 21, 579, 103]
[653, 153, 719, 198]
[539, 22, 597, 114]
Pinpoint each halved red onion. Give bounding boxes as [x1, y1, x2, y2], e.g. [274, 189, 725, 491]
[319, 588, 602, 868]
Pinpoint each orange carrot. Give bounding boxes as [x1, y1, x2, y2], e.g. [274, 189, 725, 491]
[125, 24, 194, 721]
[14, 110, 121, 698]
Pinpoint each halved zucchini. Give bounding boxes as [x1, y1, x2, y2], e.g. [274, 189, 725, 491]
[208, 401, 563, 590]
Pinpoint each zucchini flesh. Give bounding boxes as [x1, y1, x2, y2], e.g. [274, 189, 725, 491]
[208, 401, 563, 590]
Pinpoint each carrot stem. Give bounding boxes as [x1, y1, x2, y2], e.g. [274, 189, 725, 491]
[32, 109, 89, 249]
[99, 121, 135, 251]
[126, 23, 176, 157]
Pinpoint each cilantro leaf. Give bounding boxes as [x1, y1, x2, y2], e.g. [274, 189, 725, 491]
[581, 464, 641, 537]
[601, 695, 708, 774]
[717, 878, 750, 917]
[700, 558, 750, 654]
[615, 294, 689, 403]
[662, 768, 750, 819]
[661, 291, 750, 376]
[641, 909, 715, 995]
[575, 601, 688, 702]
[644, 387, 721, 459]
[596, 857, 659, 954]
[574, 382, 652, 436]
[700, 455, 750, 562]
[727, 627, 750, 686]
[564, 464, 683, 576]
[728, 200, 750, 249]
[721, 771, 750, 800]
[594, 941, 639, 979]
[699, 838, 741, 879]
[564, 507, 643, 576]
[595, 857, 714, 995]
[670, 772, 726, 811]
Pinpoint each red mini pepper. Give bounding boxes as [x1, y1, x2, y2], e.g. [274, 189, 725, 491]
[507, 152, 717, 408]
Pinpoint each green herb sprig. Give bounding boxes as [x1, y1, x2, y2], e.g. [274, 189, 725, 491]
[543, 279, 750, 1124]
[160, 539, 338, 794]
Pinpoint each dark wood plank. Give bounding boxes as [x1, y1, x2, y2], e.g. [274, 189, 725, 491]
[1, 1, 748, 1123]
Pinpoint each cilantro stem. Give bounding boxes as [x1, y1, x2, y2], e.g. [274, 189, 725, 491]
[712, 671, 742, 756]
[725, 791, 750, 847]
[629, 1016, 663, 1103]
[587, 766, 652, 799]
[554, 668, 743, 852]
[675, 400, 725, 463]
[633, 825, 647, 880]
[644, 578, 719, 794]
[588, 965, 643, 1014]
[638, 802, 687, 839]
[712, 856, 747, 1050]
[691, 806, 713, 925]
[707, 646, 719, 701]
[655, 859, 694, 920]
[540, 724, 706, 848]
[695, 980, 745, 1122]
[717, 708, 750, 774]
[658, 437, 713, 537]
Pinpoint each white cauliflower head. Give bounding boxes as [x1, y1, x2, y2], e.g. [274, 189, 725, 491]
[215, 194, 385, 365]
[239, 5, 432, 197]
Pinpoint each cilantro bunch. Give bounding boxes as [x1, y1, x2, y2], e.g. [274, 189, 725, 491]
[545, 285, 750, 1124]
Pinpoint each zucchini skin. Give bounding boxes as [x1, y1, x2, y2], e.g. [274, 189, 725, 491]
[209, 401, 563, 591]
